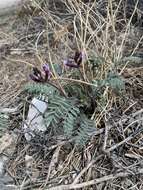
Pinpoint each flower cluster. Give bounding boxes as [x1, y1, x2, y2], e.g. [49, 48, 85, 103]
[64, 51, 85, 68]
[30, 64, 51, 83]
[30, 51, 85, 82]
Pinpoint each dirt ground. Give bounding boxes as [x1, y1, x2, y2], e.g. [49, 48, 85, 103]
[0, 14, 30, 107]
[0, 8, 52, 107]
[0, 5, 74, 107]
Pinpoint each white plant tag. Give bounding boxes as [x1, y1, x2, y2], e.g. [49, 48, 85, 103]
[24, 97, 48, 141]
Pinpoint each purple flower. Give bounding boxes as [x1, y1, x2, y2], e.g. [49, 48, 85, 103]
[74, 51, 85, 65]
[29, 67, 44, 82]
[33, 67, 42, 78]
[29, 74, 40, 82]
[63, 59, 79, 68]
[63, 51, 86, 69]
[42, 64, 51, 80]
[30, 64, 51, 83]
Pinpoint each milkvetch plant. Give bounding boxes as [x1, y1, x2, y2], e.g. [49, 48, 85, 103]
[25, 50, 124, 146]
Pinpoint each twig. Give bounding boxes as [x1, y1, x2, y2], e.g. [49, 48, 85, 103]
[44, 146, 62, 186]
[47, 168, 143, 190]
[47, 128, 108, 151]
[72, 155, 103, 184]
[105, 127, 143, 153]
[102, 122, 110, 151]
[132, 109, 143, 118]
[0, 107, 18, 114]
[105, 136, 132, 153]
[72, 160, 95, 185]
[51, 77, 98, 87]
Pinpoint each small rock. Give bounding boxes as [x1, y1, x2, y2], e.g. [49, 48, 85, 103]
[25, 155, 34, 169]
[0, 155, 9, 176]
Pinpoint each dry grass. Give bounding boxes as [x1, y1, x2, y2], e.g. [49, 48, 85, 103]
[0, 0, 143, 189]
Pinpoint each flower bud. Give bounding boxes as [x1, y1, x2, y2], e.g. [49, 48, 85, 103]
[42, 64, 51, 80]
